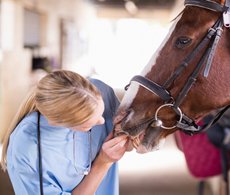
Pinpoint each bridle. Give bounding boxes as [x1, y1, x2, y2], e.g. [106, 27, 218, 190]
[125, 0, 230, 136]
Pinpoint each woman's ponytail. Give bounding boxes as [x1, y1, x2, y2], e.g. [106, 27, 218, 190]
[1, 86, 38, 171]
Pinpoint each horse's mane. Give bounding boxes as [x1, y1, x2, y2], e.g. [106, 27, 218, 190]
[170, 9, 185, 23]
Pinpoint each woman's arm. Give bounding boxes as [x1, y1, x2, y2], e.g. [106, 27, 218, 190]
[71, 131, 128, 195]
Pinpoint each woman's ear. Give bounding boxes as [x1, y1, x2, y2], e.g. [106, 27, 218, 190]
[48, 121, 58, 126]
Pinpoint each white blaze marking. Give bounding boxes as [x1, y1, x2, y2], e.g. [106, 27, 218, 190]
[119, 15, 182, 110]
[141, 15, 182, 76]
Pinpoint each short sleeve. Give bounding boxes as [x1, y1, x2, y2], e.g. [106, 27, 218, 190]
[7, 160, 72, 195]
[7, 120, 79, 195]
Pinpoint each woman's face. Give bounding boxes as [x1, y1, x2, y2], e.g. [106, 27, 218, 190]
[69, 98, 105, 132]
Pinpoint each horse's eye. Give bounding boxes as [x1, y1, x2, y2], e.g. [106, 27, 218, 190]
[175, 37, 192, 48]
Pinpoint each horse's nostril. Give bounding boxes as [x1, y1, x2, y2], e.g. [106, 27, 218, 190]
[124, 108, 134, 121]
[113, 110, 131, 125]
[113, 115, 124, 125]
[126, 108, 134, 114]
[114, 131, 129, 137]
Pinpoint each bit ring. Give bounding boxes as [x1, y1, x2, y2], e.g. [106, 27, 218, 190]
[155, 104, 183, 129]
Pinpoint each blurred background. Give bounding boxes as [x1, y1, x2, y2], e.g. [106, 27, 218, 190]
[0, 0, 218, 194]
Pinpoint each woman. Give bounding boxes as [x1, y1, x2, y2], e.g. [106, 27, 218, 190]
[1, 70, 128, 195]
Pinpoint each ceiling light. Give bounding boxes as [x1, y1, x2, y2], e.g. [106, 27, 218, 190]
[124, 1, 138, 15]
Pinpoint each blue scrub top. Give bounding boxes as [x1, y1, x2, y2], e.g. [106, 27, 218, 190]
[7, 79, 120, 195]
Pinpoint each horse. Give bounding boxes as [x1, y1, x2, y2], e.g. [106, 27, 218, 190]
[113, 0, 230, 193]
[113, 0, 230, 153]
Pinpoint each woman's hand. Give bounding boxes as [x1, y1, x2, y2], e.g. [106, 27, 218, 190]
[97, 130, 128, 165]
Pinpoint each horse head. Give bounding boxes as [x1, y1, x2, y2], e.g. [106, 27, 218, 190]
[113, 0, 230, 153]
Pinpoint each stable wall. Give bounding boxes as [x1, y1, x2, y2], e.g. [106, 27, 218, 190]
[0, 0, 96, 142]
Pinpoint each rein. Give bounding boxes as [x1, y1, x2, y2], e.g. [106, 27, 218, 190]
[125, 0, 230, 136]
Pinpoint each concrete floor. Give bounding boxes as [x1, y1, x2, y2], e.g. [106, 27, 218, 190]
[119, 134, 213, 195]
[0, 169, 14, 195]
[0, 134, 213, 195]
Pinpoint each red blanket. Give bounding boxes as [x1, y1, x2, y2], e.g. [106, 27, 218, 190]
[175, 130, 230, 179]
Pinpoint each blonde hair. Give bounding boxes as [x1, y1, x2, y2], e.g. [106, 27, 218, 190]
[1, 70, 101, 171]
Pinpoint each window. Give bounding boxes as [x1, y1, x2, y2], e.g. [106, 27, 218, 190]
[23, 9, 40, 48]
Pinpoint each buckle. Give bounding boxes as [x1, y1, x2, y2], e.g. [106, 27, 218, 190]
[223, 11, 230, 27]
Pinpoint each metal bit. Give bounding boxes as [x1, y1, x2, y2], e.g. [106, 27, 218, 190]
[151, 119, 163, 127]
